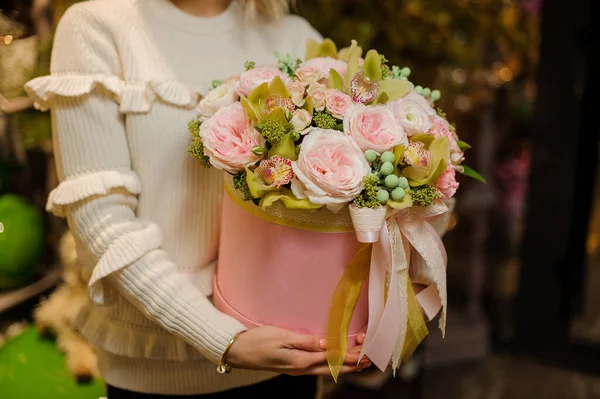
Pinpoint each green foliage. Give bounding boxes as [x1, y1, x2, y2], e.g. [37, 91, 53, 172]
[353, 174, 382, 209]
[188, 137, 211, 168]
[188, 119, 201, 137]
[244, 61, 256, 71]
[275, 51, 301, 77]
[313, 111, 338, 129]
[257, 117, 291, 145]
[461, 165, 487, 183]
[410, 185, 441, 207]
[234, 173, 253, 201]
[380, 54, 391, 79]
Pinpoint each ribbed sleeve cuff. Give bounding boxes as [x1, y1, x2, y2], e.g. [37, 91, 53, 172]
[114, 250, 247, 364]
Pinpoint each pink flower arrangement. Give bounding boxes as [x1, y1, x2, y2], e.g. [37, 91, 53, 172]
[189, 38, 481, 211]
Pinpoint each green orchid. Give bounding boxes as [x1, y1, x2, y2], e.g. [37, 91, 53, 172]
[268, 133, 298, 161]
[402, 137, 449, 187]
[305, 38, 339, 60]
[241, 76, 292, 122]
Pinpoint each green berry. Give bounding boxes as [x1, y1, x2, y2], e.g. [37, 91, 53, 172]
[401, 67, 411, 77]
[391, 187, 406, 201]
[385, 174, 399, 189]
[380, 151, 395, 164]
[380, 162, 394, 176]
[365, 150, 378, 163]
[415, 86, 424, 95]
[377, 189, 390, 204]
[431, 90, 441, 101]
[398, 176, 409, 189]
[423, 88, 431, 97]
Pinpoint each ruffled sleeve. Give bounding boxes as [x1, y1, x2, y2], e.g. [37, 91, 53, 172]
[25, 3, 247, 365]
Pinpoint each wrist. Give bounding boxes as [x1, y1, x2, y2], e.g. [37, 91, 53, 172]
[217, 330, 246, 374]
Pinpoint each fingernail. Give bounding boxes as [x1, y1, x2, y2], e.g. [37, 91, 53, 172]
[319, 338, 327, 349]
[359, 332, 366, 339]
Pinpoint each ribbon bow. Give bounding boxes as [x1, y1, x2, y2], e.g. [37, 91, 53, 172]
[359, 200, 448, 371]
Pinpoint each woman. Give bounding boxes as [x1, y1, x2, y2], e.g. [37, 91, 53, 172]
[25, 0, 370, 397]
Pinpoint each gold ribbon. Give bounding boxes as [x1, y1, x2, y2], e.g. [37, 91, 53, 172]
[401, 274, 429, 362]
[224, 178, 354, 233]
[325, 243, 372, 382]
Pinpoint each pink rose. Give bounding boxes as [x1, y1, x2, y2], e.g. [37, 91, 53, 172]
[295, 66, 324, 86]
[307, 82, 327, 111]
[197, 81, 239, 121]
[235, 66, 292, 97]
[429, 116, 462, 158]
[387, 98, 432, 136]
[288, 81, 306, 107]
[325, 89, 353, 119]
[291, 128, 370, 211]
[299, 57, 348, 81]
[436, 165, 460, 198]
[199, 103, 265, 173]
[343, 103, 408, 152]
[405, 91, 436, 116]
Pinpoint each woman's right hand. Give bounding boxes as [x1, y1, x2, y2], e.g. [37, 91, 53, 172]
[226, 326, 371, 376]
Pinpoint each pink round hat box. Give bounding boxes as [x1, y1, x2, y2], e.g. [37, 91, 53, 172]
[214, 194, 369, 347]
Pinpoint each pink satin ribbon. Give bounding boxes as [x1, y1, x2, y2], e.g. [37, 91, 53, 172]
[359, 201, 448, 370]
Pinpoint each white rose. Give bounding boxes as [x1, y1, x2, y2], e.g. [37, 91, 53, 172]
[290, 109, 312, 131]
[307, 82, 327, 111]
[288, 81, 306, 107]
[197, 83, 239, 121]
[405, 91, 436, 116]
[387, 99, 432, 136]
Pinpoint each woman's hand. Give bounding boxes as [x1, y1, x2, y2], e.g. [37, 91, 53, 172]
[226, 326, 371, 376]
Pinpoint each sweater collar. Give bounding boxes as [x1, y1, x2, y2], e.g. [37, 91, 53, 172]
[147, 0, 243, 35]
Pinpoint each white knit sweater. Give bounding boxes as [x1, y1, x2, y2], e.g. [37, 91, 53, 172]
[25, 0, 322, 394]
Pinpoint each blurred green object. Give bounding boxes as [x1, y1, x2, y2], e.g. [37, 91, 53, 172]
[0, 194, 44, 290]
[0, 326, 106, 399]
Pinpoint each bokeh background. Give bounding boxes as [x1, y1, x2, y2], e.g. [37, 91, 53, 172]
[1, 0, 598, 398]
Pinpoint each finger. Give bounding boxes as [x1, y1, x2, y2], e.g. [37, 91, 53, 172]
[289, 334, 325, 352]
[355, 330, 367, 345]
[288, 351, 328, 369]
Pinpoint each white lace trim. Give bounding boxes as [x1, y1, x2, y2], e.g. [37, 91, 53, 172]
[47, 169, 141, 217]
[25, 74, 204, 113]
